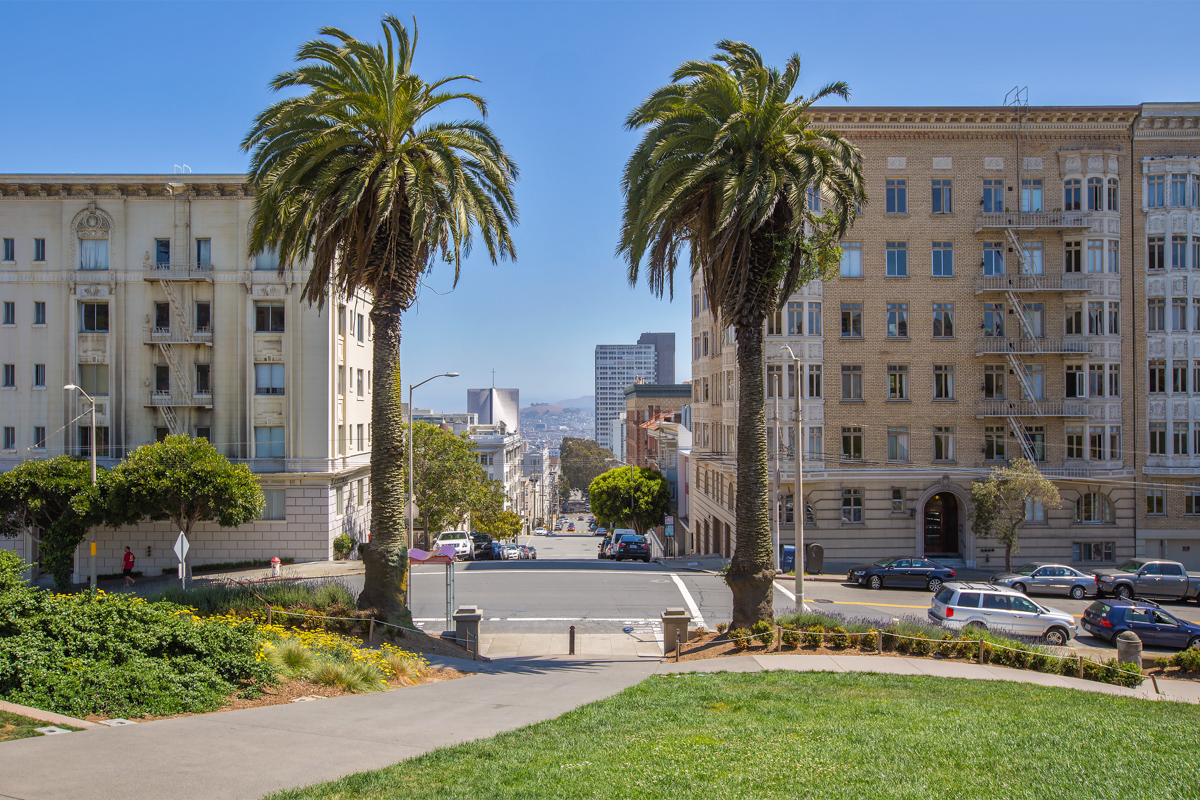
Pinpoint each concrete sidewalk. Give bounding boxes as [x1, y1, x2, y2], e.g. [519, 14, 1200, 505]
[656, 653, 1200, 704]
[0, 657, 657, 800]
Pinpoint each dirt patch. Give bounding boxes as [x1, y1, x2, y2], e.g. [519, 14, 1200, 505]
[675, 631, 920, 662]
[1145, 666, 1200, 683]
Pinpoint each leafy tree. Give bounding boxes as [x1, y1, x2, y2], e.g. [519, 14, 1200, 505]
[560, 437, 616, 493]
[557, 475, 571, 508]
[102, 436, 264, 560]
[469, 478, 521, 540]
[618, 41, 865, 627]
[409, 422, 486, 547]
[0, 456, 101, 589]
[588, 467, 670, 537]
[242, 15, 518, 617]
[970, 459, 1061, 572]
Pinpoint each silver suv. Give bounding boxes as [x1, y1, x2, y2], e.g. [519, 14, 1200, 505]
[928, 582, 1077, 646]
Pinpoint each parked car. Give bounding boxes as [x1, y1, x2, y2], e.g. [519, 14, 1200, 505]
[567, 523, 576, 532]
[1092, 559, 1200, 602]
[471, 533, 496, 560]
[928, 582, 1076, 646]
[597, 534, 612, 559]
[1081, 598, 1200, 649]
[434, 530, 473, 561]
[594, 527, 608, 538]
[604, 529, 639, 559]
[614, 535, 651, 563]
[534, 527, 548, 536]
[519, 544, 538, 560]
[848, 557, 957, 592]
[990, 562, 1097, 600]
[503, 543, 521, 560]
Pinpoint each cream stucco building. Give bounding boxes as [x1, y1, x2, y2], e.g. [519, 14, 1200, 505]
[0, 174, 373, 581]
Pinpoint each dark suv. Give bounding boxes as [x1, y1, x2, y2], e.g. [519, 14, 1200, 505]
[1081, 598, 1200, 650]
[614, 535, 651, 563]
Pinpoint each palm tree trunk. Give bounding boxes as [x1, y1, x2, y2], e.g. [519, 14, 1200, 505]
[728, 319, 774, 629]
[358, 285, 410, 618]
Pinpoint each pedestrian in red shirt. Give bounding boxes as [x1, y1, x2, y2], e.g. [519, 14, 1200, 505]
[122, 547, 136, 587]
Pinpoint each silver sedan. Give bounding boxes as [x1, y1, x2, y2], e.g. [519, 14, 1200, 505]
[990, 562, 1097, 599]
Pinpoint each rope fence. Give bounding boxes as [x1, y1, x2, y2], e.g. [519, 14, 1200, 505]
[260, 605, 482, 660]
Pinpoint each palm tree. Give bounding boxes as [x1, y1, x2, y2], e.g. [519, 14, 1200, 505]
[243, 16, 518, 618]
[619, 41, 865, 628]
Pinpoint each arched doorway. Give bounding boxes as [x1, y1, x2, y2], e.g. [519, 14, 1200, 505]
[923, 493, 960, 556]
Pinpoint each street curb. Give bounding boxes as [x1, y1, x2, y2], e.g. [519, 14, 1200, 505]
[0, 700, 100, 730]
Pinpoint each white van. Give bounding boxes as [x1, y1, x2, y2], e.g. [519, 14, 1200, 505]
[434, 530, 474, 560]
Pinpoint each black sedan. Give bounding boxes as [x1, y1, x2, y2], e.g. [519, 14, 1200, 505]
[848, 557, 956, 592]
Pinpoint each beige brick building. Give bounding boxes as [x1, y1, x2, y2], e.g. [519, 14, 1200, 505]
[691, 103, 1200, 572]
[0, 175, 374, 581]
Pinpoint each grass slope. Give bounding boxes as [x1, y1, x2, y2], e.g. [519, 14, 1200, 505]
[268, 672, 1198, 800]
[0, 711, 80, 743]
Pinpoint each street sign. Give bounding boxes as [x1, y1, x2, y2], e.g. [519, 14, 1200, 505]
[665, 524, 674, 538]
[665, 516, 674, 525]
[173, 532, 189, 563]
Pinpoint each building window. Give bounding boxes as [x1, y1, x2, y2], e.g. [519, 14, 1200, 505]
[254, 248, 280, 271]
[357, 368, 364, 398]
[1024, 425, 1046, 461]
[1021, 302, 1045, 338]
[807, 426, 822, 460]
[841, 488, 863, 523]
[766, 364, 783, 398]
[887, 364, 908, 400]
[1146, 488, 1166, 517]
[153, 365, 169, 393]
[841, 426, 863, 461]
[692, 294, 700, 318]
[255, 364, 285, 395]
[357, 423, 365, 451]
[255, 426, 285, 459]
[983, 241, 1005, 276]
[840, 303, 862, 338]
[357, 313, 365, 343]
[1186, 485, 1200, 516]
[195, 239, 212, 268]
[1087, 240, 1104, 274]
[1065, 303, 1082, 336]
[79, 237, 109, 270]
[1194, 237, 1200, 271]
[933, 364, 954, 400]
[32, 363, 45, 388]
[693, 336, 701, 360]
[886, 179, 907, 214]
[787, 302, 804, 335]
[1148, 422, 1167, 455]
[982, 179, 1004, 213]
[886, 302, 907, 338]
[1064, 240, 1082, 273]
[154, 301, 170, 332]
[1087, 177, 1103, 211]
[2, 427, 16, 450]
[1173, 235, 1188, 270]
[1021, 241, 1044, 275]
[983, 364, 1005, 399]
[1148, 298, 1165, 332]
[983, 302, 1005, 337]
[336, 486, 345, 516]
[1173, 298, 1188, 332]
[261, 489, 286, 520]
[1, 239, 13, 262]
[1149, 360, 1167, 394]
[886, 242, 907, 277]
[195, 302, 211, 333]
[932, 302, 953, 338]
[1021, 178, 1043, 212]
[1023, 499, 1045, 523]
[841, 365, 862, 400]
[840, 242, 862, 277]
[32, 426, 46, 450]
[33, 301, 45, 325]
[887, 427, 909, 462]
[1065, 364, 1084, 399]
[1066, 426, 1084, 460]
[1174, 360, 1189, 394]
[1109, 425, 1122, 460]
[33, 238, 45, 261]
[1, 364, 14, 388]
[931, 179, 953, 214]
[194, 364, 210, 394]
[1107, 178, 1119, 211]
[1022, 364, 1044, 399]
[77, 364, 108, 396]
[984, 425, 1006, 460]
[1108, 240, 1120, 274]
[1104, 363, 1119, 399]
[1175, 421, 1190, 456]
[807, 364, 822, 399]
[767, 309, 782, 336]
[80, 302, 109, 332]
[1148, 236, 1166, 270]
[195, 427, 210, 442]
[702, 332, 709, 355]
[1086, 301, 1102, 336]
[933, 426, 955, 461]
[79, 426, 109, 458]
[0, 302, 14, 326]
[1107, 301, 1120, 335]
[1076, 493, 1112, 524]
[1063, 178, 1081, 211]
[1089, 425, 1107, 461]
[255, 303, 285, 332]
[1171, 174, 1188, 207]
[154, 239, 171, 266]
[1089, 364, 1105, 398]
[931, 242, 954, 277]
[1073, 542, 1114, 562]
[807, 302, 821, 336]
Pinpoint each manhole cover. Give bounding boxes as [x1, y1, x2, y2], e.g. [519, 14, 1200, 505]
[811, 598, 833, 604]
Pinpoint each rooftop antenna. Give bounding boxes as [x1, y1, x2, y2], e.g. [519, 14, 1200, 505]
[1004, 86, 1029, 202]
[173, 164, 192, 174]
[491, 368, 496, 388]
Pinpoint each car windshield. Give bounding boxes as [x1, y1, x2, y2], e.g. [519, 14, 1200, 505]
[439, 532, 466, 541]
[1115, 560, 1144, 573]
[1012, 564, 1039, 576]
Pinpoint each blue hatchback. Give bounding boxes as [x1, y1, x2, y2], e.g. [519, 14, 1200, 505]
[1081, 598, 1200, 650]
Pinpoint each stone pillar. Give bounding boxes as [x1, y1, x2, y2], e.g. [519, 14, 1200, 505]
[661, 607, 692, 655]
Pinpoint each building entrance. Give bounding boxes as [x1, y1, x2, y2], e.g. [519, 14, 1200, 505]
[923, 492, 960, 555]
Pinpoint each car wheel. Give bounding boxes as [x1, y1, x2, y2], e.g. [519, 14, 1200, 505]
[644, 557, 651, 563]
[1012, 582, 1026, 594]
[1115, 585, 1133, 600]
[868, 575, 882, 590]
[1070, 585, 1086, 600]
[1188, 637, 1200, 650]
[1043, 627, 1069, 647]
[927, 578, 943, 593]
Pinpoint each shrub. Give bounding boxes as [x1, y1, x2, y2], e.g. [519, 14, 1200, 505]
[827, 626, 850, 649]
[333, 534, 355, 559]
[910, 633, 932, 656]
[780, 628, 800, 649]
[716, 622, 729, 635]
[935, 634, 955, 658]
[803, 625, 825, 649]
[728, 628, 752, 652]
[1170, 647, 1200, 673]
[954, 638, 977, 659]
[751, 621, 774, 648]
[880, 630, 897, 652]
[382, 647, 430, 685]
[1102, 659, 1145, 688]
[862, 629, 879, 651]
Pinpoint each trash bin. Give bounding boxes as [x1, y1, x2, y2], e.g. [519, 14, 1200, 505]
[806, 543, 824, 575]
[1115, 630, 1142, 666]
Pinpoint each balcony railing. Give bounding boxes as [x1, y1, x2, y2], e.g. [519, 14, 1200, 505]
[974, 211, 1091, 232]
[976, 399, 1089, 417]
[143, 262, 215, 281]
[1142, 459, 1200, 477]
[975, 273, 1091, 293]
[973, 336, 1090, 356]
[144, 326, 214, 345]
[146, 390, 214, 408]
[974, 461, 1105, 479]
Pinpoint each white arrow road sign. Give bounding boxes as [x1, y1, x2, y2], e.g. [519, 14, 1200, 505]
[173, 532, 190, 563]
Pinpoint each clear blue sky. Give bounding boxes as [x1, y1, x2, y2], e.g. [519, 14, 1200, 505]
[2, 1, 1193, 412]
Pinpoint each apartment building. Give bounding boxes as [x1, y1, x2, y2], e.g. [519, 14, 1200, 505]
[622, 382, 691, 469]
[594, 341, 658, 452]
[0, 175, 373, 581]
[690, 104, 1200, 570]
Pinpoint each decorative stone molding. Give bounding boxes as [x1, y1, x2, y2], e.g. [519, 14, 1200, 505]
[1147, 216, 1166, 234]
[1172, 277, 1188, 295]
[1148, 340, 1166, 356]
[1064, 156, 1081, 173]
[1024, 157, 1043, 170]
[1088, 155, 1103, 171]
[887, 157, 906, 170]
[1106, 219, 1120, 234]
[1173, 215, 1189, 232]
[1149, 278, 1166, 295]
[932, 157, 952, 170]
[1174, 401, 1190, 418]
[1149, 402, 1166, 419]
[984, 157, 1004, 170]
[1173, 338, 1189, 357]
[1108, 156, 1119, 172]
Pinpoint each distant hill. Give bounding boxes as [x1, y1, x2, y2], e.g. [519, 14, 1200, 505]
[552, 395, 594, 411]
[521, 404, 563, 416]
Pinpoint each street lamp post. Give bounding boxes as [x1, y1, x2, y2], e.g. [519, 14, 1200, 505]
[64, 384, 97, 589]
[407, 372, 460, 592]
[779, 346, 804, 612]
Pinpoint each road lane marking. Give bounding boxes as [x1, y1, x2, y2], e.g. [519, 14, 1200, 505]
[671, 573, 707, 629]
[775, 583, 796, 602]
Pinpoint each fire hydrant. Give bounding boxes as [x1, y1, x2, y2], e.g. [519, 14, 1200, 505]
[270, 556, 281, 577]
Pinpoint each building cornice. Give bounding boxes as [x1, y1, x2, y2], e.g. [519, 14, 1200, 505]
[808, 105, 1140, 134]
[0, 175, 251, 199]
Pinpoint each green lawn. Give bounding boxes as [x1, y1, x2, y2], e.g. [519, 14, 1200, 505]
[268, 672, 1199, 800]
[0, 711, 79, 743]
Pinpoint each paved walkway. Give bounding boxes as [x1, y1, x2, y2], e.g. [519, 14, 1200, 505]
[2, 653, 1195, 800]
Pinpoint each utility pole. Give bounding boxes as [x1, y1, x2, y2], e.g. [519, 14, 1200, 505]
[780, 346, 804, 612]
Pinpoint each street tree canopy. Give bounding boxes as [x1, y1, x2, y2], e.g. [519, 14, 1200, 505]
[409, 422, 487, 546]
[0, 456, 102, 589]
[103, 436, 264, 544]
[468, 478, 520, 540]
[970, 459, 1062, 572]
[560, 437, 616, 493]
[588, 467, 670, 536]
